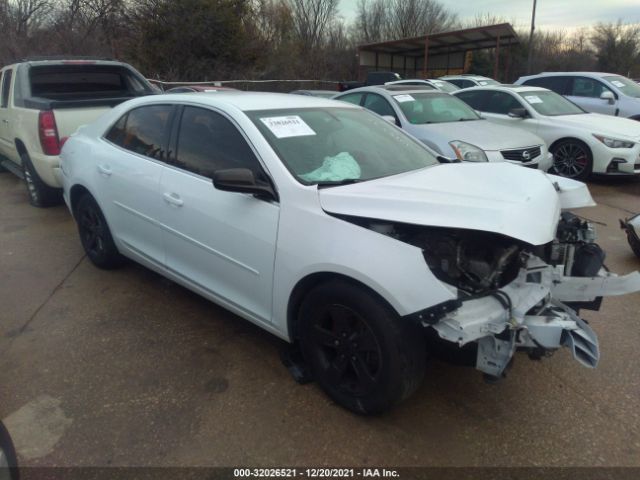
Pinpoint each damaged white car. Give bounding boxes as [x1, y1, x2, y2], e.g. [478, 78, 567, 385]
[60, 93, 640, 414]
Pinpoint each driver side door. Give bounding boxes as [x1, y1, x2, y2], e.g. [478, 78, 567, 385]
[159, 105, 280, 325]
[473, 91, 540, 134]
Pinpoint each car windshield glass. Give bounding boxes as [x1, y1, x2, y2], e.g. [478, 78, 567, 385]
[392, 92, 480, 124]
[603, 75, 640, 98]
[247, 107, 438, 185]
[518, 90, 585, 116]
[478, 79, 500, 86]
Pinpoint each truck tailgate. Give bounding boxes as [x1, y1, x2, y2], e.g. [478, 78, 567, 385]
[53, 106, 112, 138]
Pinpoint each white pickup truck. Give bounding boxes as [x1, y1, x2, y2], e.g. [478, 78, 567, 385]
[0, 57, 156, 206]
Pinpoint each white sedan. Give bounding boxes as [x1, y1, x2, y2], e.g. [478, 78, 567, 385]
[60, 92, 640, 413]
[454, 85, 640, 180]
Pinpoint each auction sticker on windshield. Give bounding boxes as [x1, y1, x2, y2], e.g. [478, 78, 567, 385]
[524, 95, 543, 104]
[260, 116, 316, 138]
[394, 94, 415, 103]
[610, 80, 625, 88]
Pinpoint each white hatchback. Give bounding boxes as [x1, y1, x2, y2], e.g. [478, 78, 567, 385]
[61, 93, 640, 413]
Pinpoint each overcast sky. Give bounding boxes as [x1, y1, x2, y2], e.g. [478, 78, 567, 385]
[338, 0, 640, 31]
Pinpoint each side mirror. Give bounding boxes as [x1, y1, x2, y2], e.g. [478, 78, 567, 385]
[508, 108, 528, 119]
[213, 168, 278, 201]
[600, 91, 615, 104]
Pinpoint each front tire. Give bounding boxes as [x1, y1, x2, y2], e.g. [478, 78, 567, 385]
[549, 139, 593, 181]
[22, 153, 61, 207]
[75, 194, 124, 269]
[298, 280, 426, 414]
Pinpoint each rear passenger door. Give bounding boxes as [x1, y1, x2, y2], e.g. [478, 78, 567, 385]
[99, 104, 173, 267]
[566, 76, 617, 115]
[159, 105, 279, 325]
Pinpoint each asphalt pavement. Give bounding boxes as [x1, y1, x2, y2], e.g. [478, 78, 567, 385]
[1, 170, 639, 468]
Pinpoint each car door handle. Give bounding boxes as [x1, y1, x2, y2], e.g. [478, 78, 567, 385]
[97, 164, 112, 176]
[163, 192, 183, 207]
[1, 119, 8, 124]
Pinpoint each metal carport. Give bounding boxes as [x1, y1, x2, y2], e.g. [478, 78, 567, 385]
[356, 23, 519, 81]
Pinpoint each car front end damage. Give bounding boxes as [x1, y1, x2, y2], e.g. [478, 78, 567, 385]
[363, 212, 640, 379]
[318, 164, 640, 380]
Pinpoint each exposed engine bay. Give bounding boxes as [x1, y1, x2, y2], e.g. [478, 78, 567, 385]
[340, 211, 640, 380]
[354, 211, 605, 297]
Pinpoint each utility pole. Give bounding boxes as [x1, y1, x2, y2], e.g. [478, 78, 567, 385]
[527, 0, 538, 74]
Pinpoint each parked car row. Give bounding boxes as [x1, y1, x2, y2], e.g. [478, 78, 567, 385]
[3, 60, 640, 414]
[333, 85, 552, 170]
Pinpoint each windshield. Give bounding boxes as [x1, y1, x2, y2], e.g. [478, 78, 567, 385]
[603, 75, 640, 98]
[392, 92, 480, 124]
[247, 108, 438, 185]
[518, 90, 585, 116]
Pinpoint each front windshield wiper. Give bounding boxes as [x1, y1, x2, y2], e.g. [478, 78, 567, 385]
[316, 178, 362, 188]
[458, 118, 479, 121]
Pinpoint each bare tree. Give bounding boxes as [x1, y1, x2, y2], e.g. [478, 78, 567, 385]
[353, 0, 458, 43]
[288, 0, 338, 51]
[355, 0, 387, 43]
[591, 21, 640, 76]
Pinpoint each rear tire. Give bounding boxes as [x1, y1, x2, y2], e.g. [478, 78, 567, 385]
[298, 280, 426, 414]
[549, 139, 593, 181]
[75, 194, 124, 269]
[22, 152, 61, 207]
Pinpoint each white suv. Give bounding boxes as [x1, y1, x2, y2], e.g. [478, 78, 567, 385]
[516, 72, 640, 120]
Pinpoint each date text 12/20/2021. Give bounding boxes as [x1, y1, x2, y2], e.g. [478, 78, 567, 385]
[233, 468, 400, 478]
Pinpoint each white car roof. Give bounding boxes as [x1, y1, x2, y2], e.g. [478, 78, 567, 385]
[441, 75, 494, 81]
[140, 91, 358, 112]
[455, 85, 549, 93]
[521, 72, 621, 79]
[338, 86, 442, 96]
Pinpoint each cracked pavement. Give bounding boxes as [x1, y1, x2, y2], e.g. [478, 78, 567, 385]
[1, 170, 640, 467]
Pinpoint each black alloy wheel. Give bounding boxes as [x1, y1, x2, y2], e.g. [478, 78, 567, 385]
[75, 194, 123, 269]
[309, 303, 382, 397]
[299, 280, 426, 414]
[551, 140, 592, 180]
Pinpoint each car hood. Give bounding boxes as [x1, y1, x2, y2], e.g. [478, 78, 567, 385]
[407, 120, 544, 151]
[555, 113, 640, 139]
[319, 163, 594, 246]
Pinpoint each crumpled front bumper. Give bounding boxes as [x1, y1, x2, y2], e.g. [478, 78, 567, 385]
[431, 254, 640, 377]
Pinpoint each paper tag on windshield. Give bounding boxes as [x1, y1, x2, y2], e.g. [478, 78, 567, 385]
[524, 95, 543, 104]
[394, 94, 415, 103]
[611, 80, 625, 88]
[260, 116, 316, 138]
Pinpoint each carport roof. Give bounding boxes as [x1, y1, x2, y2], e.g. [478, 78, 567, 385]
[357, 23, 519, 57]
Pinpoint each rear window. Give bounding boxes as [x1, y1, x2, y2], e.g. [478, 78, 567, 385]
[29, 65, 150, 99]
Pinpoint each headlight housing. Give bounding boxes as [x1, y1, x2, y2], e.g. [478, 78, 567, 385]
[449, 140, 488, 162]
[593, 134, 635, 149]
